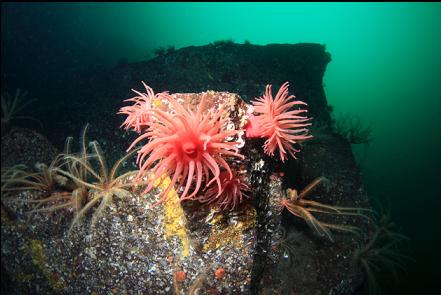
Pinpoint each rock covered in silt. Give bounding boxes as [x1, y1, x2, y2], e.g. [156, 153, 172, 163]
[1, 127, 58, 169]
[0, 91, 284, 294]
[255, 130, 374, 295]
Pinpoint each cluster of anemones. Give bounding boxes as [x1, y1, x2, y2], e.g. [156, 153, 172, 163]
[119, 82, 250, 209]
[245, 81, 312, 162]
[119, 81, 311, 210]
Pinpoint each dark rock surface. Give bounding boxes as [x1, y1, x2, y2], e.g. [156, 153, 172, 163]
[1, 43, 373, 294]
[31, 43, 331, 151]
[1, 127, 59, 169]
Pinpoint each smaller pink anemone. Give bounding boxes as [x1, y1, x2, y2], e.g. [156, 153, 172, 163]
[246, 81, 312, 162]
[118, 81, 169, 133]
[199, 171, 251, 211]
[125, 89, 245, 206]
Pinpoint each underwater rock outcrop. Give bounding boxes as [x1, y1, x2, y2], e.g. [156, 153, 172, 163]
[2, 43, 376, 294]
[34, 43, 332, 150]
[2, 90, 372, 295]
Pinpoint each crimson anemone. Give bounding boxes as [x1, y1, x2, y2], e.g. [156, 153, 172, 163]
[246, 82, 312, 162]
[126, 91, 244, 205]
[199, 171, 251, 211]
[119, 81, 169, 133]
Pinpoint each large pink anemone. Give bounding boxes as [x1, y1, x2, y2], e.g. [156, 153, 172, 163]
[246, 82, 312, 162]
[126, 91, 244, 205]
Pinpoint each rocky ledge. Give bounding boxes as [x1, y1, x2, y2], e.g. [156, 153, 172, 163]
[1, 88, 373, 294]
